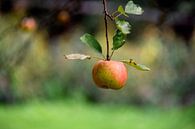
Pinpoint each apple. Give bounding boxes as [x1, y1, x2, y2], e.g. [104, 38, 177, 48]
[92, 60, 128, 90]
[57, 11, 70, 24]
[21, 17, 37, 31]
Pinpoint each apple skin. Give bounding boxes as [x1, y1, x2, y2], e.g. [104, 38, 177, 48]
[92, 60, 128, 90]
[21, 17, 37, 31]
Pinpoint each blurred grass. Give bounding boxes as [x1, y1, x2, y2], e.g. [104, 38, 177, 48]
[0, 101, 195, 129]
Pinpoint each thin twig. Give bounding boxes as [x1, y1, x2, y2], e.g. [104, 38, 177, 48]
[107, 13, 114, 21]
[103, 0, 110, 60]
[112, 11, 118, 17]
[114, 13, 122, 18]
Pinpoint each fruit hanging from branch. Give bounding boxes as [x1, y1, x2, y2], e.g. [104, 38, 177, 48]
[92, 60, 128, 90]
[65, 0, 150, 90]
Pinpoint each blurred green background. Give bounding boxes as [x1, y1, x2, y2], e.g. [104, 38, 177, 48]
[0, 0, 195, 129]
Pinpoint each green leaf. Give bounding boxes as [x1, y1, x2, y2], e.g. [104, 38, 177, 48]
[121, 59, 150, 71]
[80, 33, 102, 54]
[117, 5, 128, 17]
[115, 19, 131, 34]
[112, 30, 126, 50]
[125, 1, 144, 15]
[64, 54, 91, 60]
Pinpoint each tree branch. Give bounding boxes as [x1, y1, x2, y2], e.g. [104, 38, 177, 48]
[102, 0, 110, 60]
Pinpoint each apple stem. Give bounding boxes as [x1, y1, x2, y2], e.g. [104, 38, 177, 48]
[103, 0, 110, 61]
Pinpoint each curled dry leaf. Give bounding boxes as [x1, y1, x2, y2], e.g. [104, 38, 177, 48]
[121, 59, 150, 71]
[64, 54, 91, 60]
